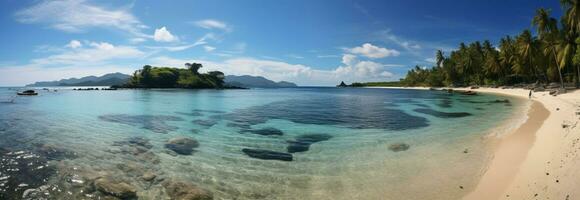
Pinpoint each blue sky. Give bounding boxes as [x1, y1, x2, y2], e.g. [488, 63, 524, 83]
[0, 0, 562, 86]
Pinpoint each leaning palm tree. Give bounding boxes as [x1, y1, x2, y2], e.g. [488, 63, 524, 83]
[533, 8, 565, 87]
[557, 31, 576, 84]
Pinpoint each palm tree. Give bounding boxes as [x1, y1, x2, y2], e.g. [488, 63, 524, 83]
[560, 0, 580, 87]
[516, 30, 541, 82]
[436, 49, 445, 68]
[532, 8, 559, 38]
[533, 8, 565, 87]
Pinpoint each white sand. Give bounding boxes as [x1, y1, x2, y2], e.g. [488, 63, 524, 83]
[369, 86, 580, 199]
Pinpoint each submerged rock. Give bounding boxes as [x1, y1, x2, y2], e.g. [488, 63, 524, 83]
[192, 119, 218, 127]
[388, 143, 410, 152]
[34, 143, 77, 160]
[413, 108, 472, 118]
[94, 178, 137, 199]
[242, 148, 293, 161]
[142, 171, 156, 182]
[164, 137, 200, 155]
[163, 180, 213, 200]
[242, 127, 284, 136]
[287, 134, 333, 153]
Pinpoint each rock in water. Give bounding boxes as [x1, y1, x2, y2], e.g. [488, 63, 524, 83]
[94, 178, 137, 199]
[242, 148, 293, 161]
[165, 137, 200, 155]
[388, 143, 410, 152]
[287, 134, 333, 153]
[242, 127, 284, 136]
[142, 171, 156, 182]
[163, 180, 213, 200]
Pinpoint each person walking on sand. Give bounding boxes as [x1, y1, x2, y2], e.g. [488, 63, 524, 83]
[529, 90, 532, 99]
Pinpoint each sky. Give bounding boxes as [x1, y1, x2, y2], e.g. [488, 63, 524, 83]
[0, 0, 563, 86]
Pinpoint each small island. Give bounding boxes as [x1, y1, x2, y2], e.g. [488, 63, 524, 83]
[121, 63, 230, 89]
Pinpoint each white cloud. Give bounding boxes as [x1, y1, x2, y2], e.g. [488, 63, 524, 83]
[0, 40, 147, 86]
[334, 60, 393, 79]
[378, 30, 422, 51]
[424, 57, 436, 63]
[148, 56, 397, 86]
[15, 0, 147, 37]
[31, 41, 144, 66]
[203, 46, 216, 52]
[347, 43, 400, 58]
[193, 19, 230, 31]
[66, 40, 82, 49]
[145, 33, 216, 52]
[341, 54, 357, 65]
[153, 27, 178, 42]
[0, 41, 147, 86]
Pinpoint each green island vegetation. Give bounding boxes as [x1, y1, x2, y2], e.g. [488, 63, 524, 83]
[338, 81, 405, 87]
[122, 63, 230, 89]
[346, 1, 580, 89]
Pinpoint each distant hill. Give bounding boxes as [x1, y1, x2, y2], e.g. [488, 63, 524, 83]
[26, 73, 131, 87]
[224, 75, 297, 88]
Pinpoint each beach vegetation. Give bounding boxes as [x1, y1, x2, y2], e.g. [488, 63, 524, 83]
[398, 2, 580, 88]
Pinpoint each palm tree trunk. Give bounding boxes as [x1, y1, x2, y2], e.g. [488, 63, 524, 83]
[551, 48, 565, 89]
[576, 65, 580, 88]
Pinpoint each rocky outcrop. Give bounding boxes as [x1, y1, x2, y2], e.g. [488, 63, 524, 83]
[242, 148, 293, 161]
[94, 178, 137, 199]
[388, 143, 410, 152]
[163, 180, 213, 200]
[164, 137, 200, 155]
[242, 127, 284, 136]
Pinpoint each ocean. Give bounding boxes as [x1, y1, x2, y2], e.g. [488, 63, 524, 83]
[0, 87, 526, 199]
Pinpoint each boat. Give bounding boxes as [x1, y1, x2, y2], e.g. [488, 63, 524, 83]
[17, 90, 38, 96]
[460, 90, 477, 96]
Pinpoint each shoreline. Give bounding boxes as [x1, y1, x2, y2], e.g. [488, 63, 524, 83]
[369, 86, 580, 199]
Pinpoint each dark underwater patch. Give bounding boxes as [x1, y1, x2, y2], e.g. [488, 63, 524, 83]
[99, 114, 184, 134]
[437, 99, 453, 108]
[241, 127, 284, 136]
[242, 148, 293, 161]
[175, 111, 204, 117]
[219, 96, 429, 130]
[413, 108, 472, 118]
[192, 119, 218, 127]
[0, 149, 56, 199]
[287, 134, 333, 153]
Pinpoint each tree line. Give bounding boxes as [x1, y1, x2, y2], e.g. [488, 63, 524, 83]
[124, 63, 226, 88]
[402, 1, 580, 88]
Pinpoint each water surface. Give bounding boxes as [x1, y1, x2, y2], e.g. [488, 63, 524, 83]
[0, 87, 525, 199]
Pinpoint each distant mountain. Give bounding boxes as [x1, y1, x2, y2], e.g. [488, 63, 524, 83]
[26, 73, 131, 87]
[224, 75, 297, 88]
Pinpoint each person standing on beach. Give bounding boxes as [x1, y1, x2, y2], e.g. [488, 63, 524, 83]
[529, 90, 532, 99]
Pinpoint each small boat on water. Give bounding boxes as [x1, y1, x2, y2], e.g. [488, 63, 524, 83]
[17, 90, 38, 96]
[460, 90, 477, 96]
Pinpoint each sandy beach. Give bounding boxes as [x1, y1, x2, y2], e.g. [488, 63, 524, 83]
[372, 86, 580, 199]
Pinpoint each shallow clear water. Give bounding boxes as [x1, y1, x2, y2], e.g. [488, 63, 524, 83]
[0, 87, 525, 199]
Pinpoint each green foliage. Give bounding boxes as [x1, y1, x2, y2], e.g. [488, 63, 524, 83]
[125, 63, 225, 89]
[400, 3, 580, 88]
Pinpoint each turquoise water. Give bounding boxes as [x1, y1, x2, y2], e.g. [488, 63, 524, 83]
[0, 87, 526, 199]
